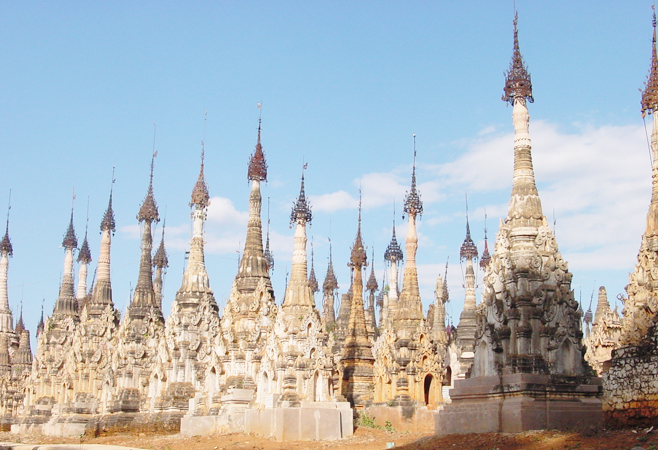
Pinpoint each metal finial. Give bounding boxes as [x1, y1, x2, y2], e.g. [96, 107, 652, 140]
[248, 106, 268, 182]
[384, 201, 403, 263]
[62, 189, 78, 250]
[642, 7, 658, 117]
[153, 216, 169, 269]
[138, 139, 160, 223]
[403, 135, 423, 219]
[1, 191, 12, 257]
[101, 169, 117, 233]
[191, 115, 211, 209]
[459, 193, 478, 261]
[502, 12, 534, 105]
[290, 165, 312, 226]
[480, 210, 491, 269]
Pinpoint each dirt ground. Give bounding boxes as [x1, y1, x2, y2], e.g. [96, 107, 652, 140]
[1, 427, 657, 450]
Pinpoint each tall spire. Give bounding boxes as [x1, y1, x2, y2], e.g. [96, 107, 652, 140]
[282, 167, 314, 310]
[248, 111, 268, 182]
[90, 174, 116, 307]
[153, 219, 169, 308]
[0, 194, 12, 333]
[502, 12, 533, 106]
[480, 211, 491, 269]
[503, 13, 543, 226]
[308, 241, 319, 295]
[130, 152, 160, 315]
[0, 193, 12, 257]
[396, 136, 424, 323]
[321, 239, 338, 330]
[403, 135, 423, 220]
[459, 196, 478, 262]
[190, 141, 211, 209]
[233, 113, 274, 300]
[77, 200, 92, 302]
[642, 8, 658, 118]
[54, 192, 78, 318]
[264, 197, 274, 272]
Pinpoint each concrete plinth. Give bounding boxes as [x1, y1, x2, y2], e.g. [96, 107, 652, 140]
[180, 388, 254, 436]
[435, 374, 602, 434]
[245, 402, 353, 441]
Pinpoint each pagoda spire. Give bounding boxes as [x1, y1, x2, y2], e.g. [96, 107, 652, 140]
[130, 152, 160, 317]
[90, 174, 116, 307]
[282, 167, 314, 310]
[480, 211, 491, 269]
[54, 192, 79, 318]
[0, 194, 13, 333]
[178, 141, 212, 296]
[263, 197, 274, 272]
[457, 199, 478, 372]
[396, 135, 424, 323]
[322, 239, 338, 329]
[366, 247, 378, 336]
[76, 200, 92, 302]
[341, 193, 374, 407]
[503, 13, 543, 227]
[383, 203, 403, 326]
[642, 8, 658, 238]
[308, 241, 319, 296]
[153, 219, 169, 308]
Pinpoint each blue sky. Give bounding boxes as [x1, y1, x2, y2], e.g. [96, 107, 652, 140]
[0, 1, 652, 340]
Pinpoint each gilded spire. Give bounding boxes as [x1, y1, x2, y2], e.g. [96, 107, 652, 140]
[642, 9, 658, 117]
[138, 152, 159, 223]
[323, 239, 338, 293]
[502, 12, 534, 105]
[366, 248, 378, 292]
[1, 194, 12, 257]
[459, 197, 478, 261]
[290, 169, 312, 225]
[480, 211, 491, 269]
[153, 220, 169, 269]
[248, 115, 268, 182]
[308, 242, 319, 295]
[403, 135, 423, 219]
[190, 142, 210, 208]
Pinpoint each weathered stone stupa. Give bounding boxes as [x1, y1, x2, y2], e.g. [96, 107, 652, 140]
[584, 287, 621, 376]
[603, 11, 658, 427]
[436, 14, 602, 434]
[165, 144, 221, 413]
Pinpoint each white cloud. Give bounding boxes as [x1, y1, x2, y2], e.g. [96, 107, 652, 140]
[310, 191, 358, 213]
[206, 196, 249, 226]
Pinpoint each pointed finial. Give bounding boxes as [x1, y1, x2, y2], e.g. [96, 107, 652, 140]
[309, 239, 319, 294]
[264, 197, 274, 271]
[480, 210, 491, 268]
[403, 134, 423, 219]
[384, 201, 404, 263]
[1, 191, 12, 257]
[78, 197, 92, 264]
[248, 104, 268, 181]
[290, 165, 312, 226]
[191, 115, 211, 208]
[443, 257, 450, 302]
[138, 141, 160, 223]
[460, 194, 478, 261]
[153, 217, 169, 269]
[62, 190, 78, 250]
[323, 237, 338, 292]
[642, 6, 658, 117]
[366, 246, 378, 292]
[350, 190, 367, 268]
[101, 169, 117, 233]
[502, 12, 534, 105]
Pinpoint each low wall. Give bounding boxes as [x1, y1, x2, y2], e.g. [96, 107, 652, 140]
[603, 339, 658, 428]
[364, 405, 437, 432]
[245, 402, 353, 441]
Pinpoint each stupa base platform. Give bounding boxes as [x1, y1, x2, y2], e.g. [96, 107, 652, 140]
[435, 373, 602, 434]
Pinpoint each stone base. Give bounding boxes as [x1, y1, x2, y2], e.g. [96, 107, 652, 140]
[245, 401, 353, 441]
[180, 388, 254, 436]
[365, 404, 437, 432]
[435, 374, 602, 434]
